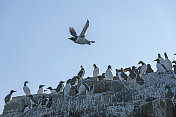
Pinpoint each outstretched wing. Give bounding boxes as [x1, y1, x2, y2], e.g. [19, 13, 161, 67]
[69, 27, 77, 37]
[79, 19, 89, 38]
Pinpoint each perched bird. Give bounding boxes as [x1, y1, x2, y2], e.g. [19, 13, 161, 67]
[78, 83, 94, 95]
[70, 76, 79, 86]
[163, 52, 172, 71]
[37, 85, 45, 94]
[105, 65, 113, 80]
[173, 64, 176, 78]
[138, 61, 147, 75]
[47, 87, 57, 94]
[120, 68, 128, 80]
[135, 69, 144, 85]
[165, 85, 174, 99]
[56, 81, 65, 92]
[124, 66, 136, 80]
[157, 54, 165, 65]
[46, 97, 53, 108]
[93, 64, 99, 77]
[40, 95, 49, 105]
[22, 104, 30, 113]
[146, 64, 154, 73]
[63, 80, 71, 97]
[68, 19, 95, 45]
[28, 95, 39, 108]
[154, 59, 167, 73]
[116, 69, 123, 81]
[4, 90, 16, 103]
[77, 65, 85, 80]
[23, 81, 31, 96]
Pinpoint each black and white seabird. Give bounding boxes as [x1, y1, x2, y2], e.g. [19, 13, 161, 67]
[70, 76, 79, 86]
[4, 90, 16, 103]
[40, 95, 49, 105]
[116, 69, 123, 81]
[56, 81, 65, 92]
[124, 66, 137, 80]
[158, 54, 165, 65]
[165, 85, 174, 99]
[28, 95, 39, 108]
[105, 65, 113, 80]
[37, 85, 45, 94]
[120, 68, 128, 80]
[22, 104, 30, 113]
[154, 59, 167, 73]
[93, 64, 99, 77]
[77, 65, 85, 80]
[63, 80, 71, 97]
[23, 81, 31, 96]
[137, 61, 147, 75]
[163, 52, 172, 71]
[46, 97, 53, 108]
[68, 19, 95, 45]
[135, 69, 144, 85]
[47, 87, 57, 94]
[78, 83, 94, 95]
[146, 64, 154, 73]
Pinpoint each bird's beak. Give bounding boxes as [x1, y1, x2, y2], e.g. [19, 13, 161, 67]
[14, 91, 17, 92]
[154, 59, 157, 61]
[174, 54, 176, 55]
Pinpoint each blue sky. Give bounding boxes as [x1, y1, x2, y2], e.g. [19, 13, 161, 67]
[0, 0, 176, 113]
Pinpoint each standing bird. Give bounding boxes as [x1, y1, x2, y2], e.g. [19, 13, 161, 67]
[70, 76, 79, 86]
[135, 69, 144, 85]
[138, 61, 147, 75]
[37, 85, 45, 94]
[105, 65, 113, 80]
[23, 81, 31, 96]
[120, 68, 128, 81]
[63, 80, 71, 97]
[56, 81, 65, 92]
[158, 54, 165, 65]
[124, 66, 136, 80]
[28, 95, 39, 108]
[163, 52, 172, 71]
[4, 90, 17, 103]
[47, 87, 57, 94]
[146, 64, 154, 73]
[116, 69, 123, 81]
[93, 64, 99, 77]
[68, 19, 95, 45]
[78, 83, 94, 95]
[154, 59, 167, 73]
[46, 97, 53, 108]
[77, 65, 85, 80]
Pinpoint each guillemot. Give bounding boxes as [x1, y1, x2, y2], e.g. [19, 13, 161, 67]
[4, 90, 16, 103]
[23, 81, 31, 96]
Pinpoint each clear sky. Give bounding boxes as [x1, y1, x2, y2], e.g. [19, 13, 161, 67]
[0, 0, 176, 113]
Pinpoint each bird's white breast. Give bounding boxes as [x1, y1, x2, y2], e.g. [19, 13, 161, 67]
[64, 83, 71, 96]
[156, 63, 166, 73]
[117, 72, 123, 81]
[37, 88, 44, 94]
[93, 68, 99, 77]
[78, 85, 86, 94]
[23, 86, 31, 96]
[164, 58, 172, 71]
[105, 69, 113, 80]
[59, 84, 65, 92]
[140, 64, 147, 75]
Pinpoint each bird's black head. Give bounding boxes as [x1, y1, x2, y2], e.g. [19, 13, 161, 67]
[164, 52, 168, 58]
[132, 66, 136, 70]
[108, 65, 111, 70]
[173, 65, 176, 68]
[47, 87, 53, 90]
[158, 54, 161, 58]
[10, 90, 17, 94]
[66, 79, 71, 84]
[28, 95, 33, 98]
[147, 64, 151, 67]
[39, 85, 45, 88]
[60, 81, 64, 84]
[154, 59, 160, 63]
[93, 64, 97, 68]
[24, 81, 29, 86]
[115, 69, 121, 73]
[172, 60, 176, 64]
[138, 61, 144, 65]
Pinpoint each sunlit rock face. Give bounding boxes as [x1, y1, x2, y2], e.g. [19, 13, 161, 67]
[1, 72, 176, 117]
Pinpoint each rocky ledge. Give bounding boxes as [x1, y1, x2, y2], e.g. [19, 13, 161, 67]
[1, 72, 176, 117]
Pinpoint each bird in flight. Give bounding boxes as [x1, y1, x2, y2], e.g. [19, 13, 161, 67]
[68, 19, 95, 45]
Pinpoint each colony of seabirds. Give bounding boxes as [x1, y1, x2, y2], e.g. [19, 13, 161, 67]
[3, 20, 176, 113]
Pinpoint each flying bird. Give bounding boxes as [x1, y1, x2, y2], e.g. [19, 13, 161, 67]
[68, 19, 95, 45]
